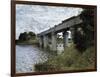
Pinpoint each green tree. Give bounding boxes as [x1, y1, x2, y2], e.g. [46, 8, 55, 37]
[19, 32, 28, 41]
[28, 31, 36, 36]
[73, 8, 95, 52]
[28, 31, 36, 39]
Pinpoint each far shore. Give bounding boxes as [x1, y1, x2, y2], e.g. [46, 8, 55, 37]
[16, 40, 39, 46]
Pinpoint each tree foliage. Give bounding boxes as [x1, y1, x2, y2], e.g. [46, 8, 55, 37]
[73, 8, 95, 52]
[29, 31, 36, 37]
[19, 31, 36, 41]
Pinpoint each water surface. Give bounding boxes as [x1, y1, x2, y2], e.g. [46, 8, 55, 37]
[16, 45, 49, 73]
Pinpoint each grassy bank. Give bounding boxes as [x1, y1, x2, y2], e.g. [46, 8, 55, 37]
[16, 39, 39, 45]
[34, 44, 96, 72]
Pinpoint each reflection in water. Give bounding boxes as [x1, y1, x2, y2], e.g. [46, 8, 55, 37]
[16, 45, 49, 73]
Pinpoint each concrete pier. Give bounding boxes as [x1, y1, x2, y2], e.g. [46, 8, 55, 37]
[43, 35, 48, 48]
[51, 32, 57, 51]
[63, 31, 69, 48]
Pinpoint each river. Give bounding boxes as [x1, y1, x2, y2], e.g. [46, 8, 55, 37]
[16, 45, 50, 73]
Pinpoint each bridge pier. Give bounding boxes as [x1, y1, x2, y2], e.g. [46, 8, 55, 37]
[63, 31, 69, 48]
[51, 32, 57, 51]
[43, 35, 48, 48]
[63, 27, 72, 49]
[39, 36, 43, 48]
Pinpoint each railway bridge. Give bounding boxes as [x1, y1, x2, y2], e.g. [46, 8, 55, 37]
[37, 16, 83, 52]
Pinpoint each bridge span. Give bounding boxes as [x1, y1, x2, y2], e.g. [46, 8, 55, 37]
[37, 15, 83, 52]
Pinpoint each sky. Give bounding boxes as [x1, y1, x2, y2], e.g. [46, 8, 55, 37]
[16, 4, 83, 39]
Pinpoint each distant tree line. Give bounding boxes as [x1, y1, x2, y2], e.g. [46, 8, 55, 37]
[19, 31, 36, 41]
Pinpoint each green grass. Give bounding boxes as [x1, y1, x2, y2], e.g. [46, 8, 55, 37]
[16, 39, 39, 45]
[34, 44, 96, 72]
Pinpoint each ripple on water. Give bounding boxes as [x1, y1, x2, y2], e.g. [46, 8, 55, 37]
[16, 45, 49, 73]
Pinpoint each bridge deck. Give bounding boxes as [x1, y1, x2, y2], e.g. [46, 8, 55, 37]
[38, 16, 83, 36]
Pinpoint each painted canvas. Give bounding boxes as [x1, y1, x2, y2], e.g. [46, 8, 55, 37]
[11, 0, 97, 76]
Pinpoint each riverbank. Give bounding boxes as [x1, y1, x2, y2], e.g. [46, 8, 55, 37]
[16, 39, 39, 45]
[35, 44, 95, 72]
